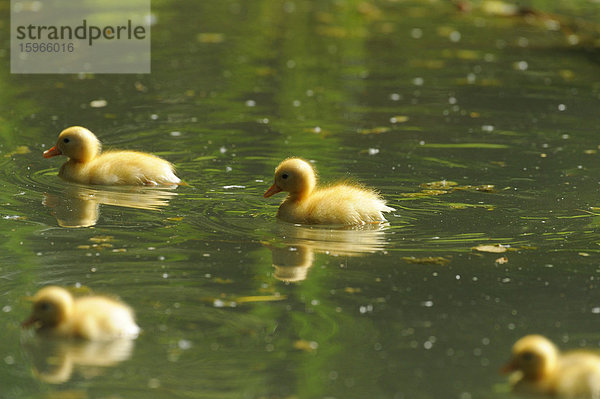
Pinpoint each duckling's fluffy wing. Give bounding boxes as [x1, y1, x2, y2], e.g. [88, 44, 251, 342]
[303, 184, 394, 225]
[72, 297, 140, 340]
[87, 151, 180, 185]
[556, 351, 600, 398]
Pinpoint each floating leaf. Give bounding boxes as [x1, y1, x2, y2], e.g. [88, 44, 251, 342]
[481, 0, 520, 16]
[4, 146, 30, 157]
[197, 33, 225, 43]
[234, 295, 286, 304]
[344, 287, 362, 294]
[421, 143, 509, 149]
[448, 203, 495, 210]
[89, 236, 113, 243]
[472, 244, 509, 253]
[495, 256, 509, 264]
[45, 389, 88, 399]
[421, 157, 468, 168]
[400, 192, 432, 198]
[421, 189, 449, 196]
[390, 115, 409, 124]
[90, 99, 107, 108]
[293, 340, 319, 352]
[402, 256, 451, 265]
[474, 185, 496, 192]
[420, 180, 457, 189]
[358, 127, 390, 135]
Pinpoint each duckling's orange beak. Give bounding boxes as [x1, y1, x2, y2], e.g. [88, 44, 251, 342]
[500, 361, 516, 374]
[21, 315, 37, 328]
[264, 183, 282, 198]
[43, 145, 62, 158]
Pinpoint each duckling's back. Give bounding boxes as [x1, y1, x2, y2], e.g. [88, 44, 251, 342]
[86, 151, 180, 185]
[72, 296, 140, 340]
[295, 184, 394, 225]
[555, 351, 600, 398]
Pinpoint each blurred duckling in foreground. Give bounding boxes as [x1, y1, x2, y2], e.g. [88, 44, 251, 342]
[22, 286, 140, 341]
[503, 334, 600, 398]
[43, 126, 180, 185]
[264, 157, 394, 225]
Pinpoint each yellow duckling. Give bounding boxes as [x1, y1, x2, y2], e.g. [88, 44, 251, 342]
[43, 126, 180, 185]
[503, 334, 600, 398]
[264, 157, 394, 225]
[22, 286, 140, 341]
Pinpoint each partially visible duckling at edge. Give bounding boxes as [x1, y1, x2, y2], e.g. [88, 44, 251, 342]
[503, 334, 600, 398]
[264, 157, 394, 225]
[43, 126, 180, 185]
[22, 286, 140, 341]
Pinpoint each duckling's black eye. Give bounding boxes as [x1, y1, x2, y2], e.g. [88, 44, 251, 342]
[63, 138, 70, 143]
[520, 351, 535, 362]
[282, 173, 289, 179]
[38, 302, 51, 311]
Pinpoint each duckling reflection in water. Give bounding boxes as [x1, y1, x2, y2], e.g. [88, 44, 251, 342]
[503, 334, 600, 398]
[22, 286, 140, 340]
[264, 157, 394, 225]
[43, 126, 180, 185]
[266, 223, 389, 282]
[43, 184, 177, 228]
[23, 337, 135, 384]
[268, 244, 314, 282]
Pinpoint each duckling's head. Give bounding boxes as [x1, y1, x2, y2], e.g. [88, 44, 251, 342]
[503, 335, 559, 381]
[264, 158, 317, 199]
[43, 126, 101, 163]
[22, 286, 74, 330]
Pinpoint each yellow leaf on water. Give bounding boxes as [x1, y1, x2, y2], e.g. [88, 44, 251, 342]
[293, 339, 319, 352]
[234, 295, 286, 304]
[472, 244, 508, 253]
[89, 236, 113, 243]
[4, 146, 31, 157]
[344, 287, 362, 294]
[402, 256, 451, 265]
[213, 278, 233, 284]
[420, 181, 458, 189]
[495, 256, 509, 264]
[45, 389, 88, 399]
[420, 189, 449, 196]
[90, 99, 107, 108]
[390, 115, 409, 124]
[197, 33, 225, 43]
[358, 127, 390, 135]
[481, 0, 519, 16]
